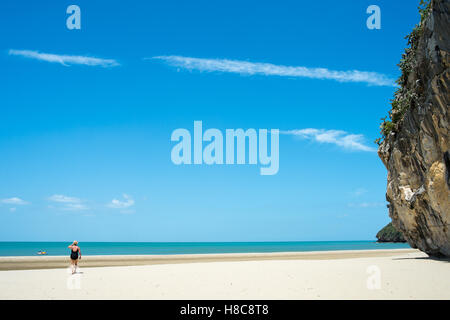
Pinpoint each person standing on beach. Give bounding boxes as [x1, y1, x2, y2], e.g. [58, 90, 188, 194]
[68, 241, 81, 274]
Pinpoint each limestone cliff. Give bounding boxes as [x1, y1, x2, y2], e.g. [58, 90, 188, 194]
[378, 0, 449, 257]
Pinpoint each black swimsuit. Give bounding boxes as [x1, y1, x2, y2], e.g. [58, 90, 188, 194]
[70, 248, 79, 260]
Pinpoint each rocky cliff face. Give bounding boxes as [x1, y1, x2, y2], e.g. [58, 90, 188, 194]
[378, 0, 449, 257]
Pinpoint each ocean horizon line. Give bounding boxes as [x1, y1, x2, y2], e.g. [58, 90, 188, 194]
[0, 240, 380, 243]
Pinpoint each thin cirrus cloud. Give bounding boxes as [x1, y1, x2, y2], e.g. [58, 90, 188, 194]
[351, 188, 368, 197]
[1, 197, 29, 205]
[281, 128, 376, 152]
[108, 194, 135, 209]
[151, 55, 396, 87]
[348, 202, 385, 208]
[48, 194, 82, 203]
[48, 194, 88, 211]
[62, 203, 89, 211]
[8, 49, 119, 67]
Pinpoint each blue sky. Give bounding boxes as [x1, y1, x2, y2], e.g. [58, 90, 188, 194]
[0, 1, 421, 241]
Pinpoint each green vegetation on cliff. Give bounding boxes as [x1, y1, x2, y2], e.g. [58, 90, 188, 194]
[375, 0, 431, 145]
[376, 223, 406, 243]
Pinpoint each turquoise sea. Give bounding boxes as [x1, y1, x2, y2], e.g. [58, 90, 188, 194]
[0, 241, 410, 257]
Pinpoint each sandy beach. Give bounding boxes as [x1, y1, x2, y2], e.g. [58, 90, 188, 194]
[0, 249, 449, 299]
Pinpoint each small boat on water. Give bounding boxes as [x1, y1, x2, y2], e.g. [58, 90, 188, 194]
[37, 251, 47, 255]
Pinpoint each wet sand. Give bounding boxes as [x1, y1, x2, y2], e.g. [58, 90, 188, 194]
[0, 248, 417, 271]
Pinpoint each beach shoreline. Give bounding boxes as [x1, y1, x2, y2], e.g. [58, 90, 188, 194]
[1, 248, 449, 299]
[0, 248, 418, 271]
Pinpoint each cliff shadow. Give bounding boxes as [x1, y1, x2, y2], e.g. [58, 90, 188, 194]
[392, 255, 450, 263]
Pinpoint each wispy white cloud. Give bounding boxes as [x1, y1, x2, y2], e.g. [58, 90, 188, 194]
[48, 194, 88, 211]
[10, 208, 17, 212]
[351, 188, 368, 197]
[108, 194, 135, 209]
[281, 128, 376, 152]
[119, 209, 135, 215]
[1, 197, 29, 205]
[348, 202, 385, 208]
[9, 49, 119, 67]
[62, 203, 89, 211]
[48, 194, 82, 203]
[151, 55, 395, 87]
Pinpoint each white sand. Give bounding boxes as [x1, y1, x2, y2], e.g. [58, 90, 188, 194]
[0, 249, 448, 299]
